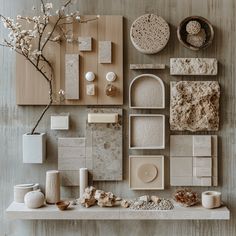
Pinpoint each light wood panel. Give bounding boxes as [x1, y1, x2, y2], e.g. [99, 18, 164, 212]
[1, 0, 236, 235]
[16, 15, 123, 105]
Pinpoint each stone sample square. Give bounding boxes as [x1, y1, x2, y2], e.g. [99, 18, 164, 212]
[193, 136, 212, 156]
[51, 115, 69, 130]
[170, 135, 193, 156]
[170, 157, 193, 177]
[170, 81, 220, 131]
[78, 37, 92, 51]
[65, 54, 79, 100]
[98, 41, 112, 63]
[170, 135, 218, 187]
[58, 137, 89, 186]
[129, 114, 165, 149]
[129, 155, 164, 190]
[86, 108, 122, 181]
[193, 157, 212, 168]
[86, 84, 95, 96]
[170, 58, 218, 75]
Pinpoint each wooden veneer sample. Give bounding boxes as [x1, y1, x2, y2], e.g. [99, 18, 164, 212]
[16, 16, 123, 105]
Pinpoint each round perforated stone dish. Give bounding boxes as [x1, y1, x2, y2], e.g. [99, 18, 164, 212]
[130, 14, 170, 54]
[137, 163, 158, 183]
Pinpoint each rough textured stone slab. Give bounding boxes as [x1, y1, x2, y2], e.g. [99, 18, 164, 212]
[170, 58, 218, 75]
[86, 108, 122, 181]
[130, 64, 166, 70]
[78, 37, 92, 51]
[170, 81, 220, 131]
[65, 54, 79, 100]
[98, 41, 112, 63]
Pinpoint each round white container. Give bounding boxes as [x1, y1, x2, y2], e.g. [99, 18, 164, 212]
[202, 191, 221, 209]
[24, 191, 45, 209]
[14, 183, 39, 203]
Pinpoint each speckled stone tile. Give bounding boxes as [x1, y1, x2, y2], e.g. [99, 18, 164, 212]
[86, 108, 123, 181]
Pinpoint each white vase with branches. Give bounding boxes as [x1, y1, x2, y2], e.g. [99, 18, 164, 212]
[0, 0, 98, 163]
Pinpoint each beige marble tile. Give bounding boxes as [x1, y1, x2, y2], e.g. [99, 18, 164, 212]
[78, 37, 92, 51]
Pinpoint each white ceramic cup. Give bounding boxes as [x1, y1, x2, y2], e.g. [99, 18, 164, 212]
[202, 191, 221, 209]
[14, 183, 39, 203]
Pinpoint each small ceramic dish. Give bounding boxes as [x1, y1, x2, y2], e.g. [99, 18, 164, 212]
[177, 16, 214, 51]
[56, 201, 70, 211]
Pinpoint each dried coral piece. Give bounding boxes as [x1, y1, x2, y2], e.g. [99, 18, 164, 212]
[173, 188, 199, 207]
[186, 20, 201, 35]
[95, 190, 117, 207]
[80, 186, 96, 208]
[121, 199, 130, 208]
[170, 81, 220, 131]
[151, 195, 161, 204]
[187, 28, 206, 47]
[139, 195, 150, 202]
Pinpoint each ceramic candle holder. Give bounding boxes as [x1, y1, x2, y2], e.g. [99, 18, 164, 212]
[202, 191, 221, 209]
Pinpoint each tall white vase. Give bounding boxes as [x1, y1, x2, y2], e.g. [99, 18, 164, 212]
[45, 170, 60, 204]
[23, 133, 46, 163]
[79, 168, 88, 198]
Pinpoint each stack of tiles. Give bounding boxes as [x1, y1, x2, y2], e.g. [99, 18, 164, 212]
[58, 137, 92, 186]
[170, 135, 218, 186]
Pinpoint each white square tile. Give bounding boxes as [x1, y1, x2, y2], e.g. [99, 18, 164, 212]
[170, 157, 192, 177]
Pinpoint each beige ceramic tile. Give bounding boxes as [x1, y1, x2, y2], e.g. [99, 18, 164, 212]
[193, 135, 212, 156]
[193, 157, 212, 168]
[170, 157, 193, 177]
[170, 176, 193, 186]
[193, 167, 212, 177]
[170, 135, 193, 156]
[129, 155, 164, 190]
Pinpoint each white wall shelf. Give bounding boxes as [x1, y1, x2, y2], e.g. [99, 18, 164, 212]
[6, 202, 230, 220]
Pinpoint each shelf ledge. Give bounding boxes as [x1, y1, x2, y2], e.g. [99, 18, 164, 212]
[6, 202, 230, 220]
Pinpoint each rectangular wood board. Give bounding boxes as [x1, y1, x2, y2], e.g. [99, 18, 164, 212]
[16, 15, 123, 105]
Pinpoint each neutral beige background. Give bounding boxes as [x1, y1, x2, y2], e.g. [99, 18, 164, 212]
[0, 0, 235, 235]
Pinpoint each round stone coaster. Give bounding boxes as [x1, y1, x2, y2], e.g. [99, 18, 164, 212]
[137, 163, 158, 183]
[130, 14, 170, 54]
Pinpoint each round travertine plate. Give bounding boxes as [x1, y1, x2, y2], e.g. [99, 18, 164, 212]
[130, 14, 170, 54]
[137, 163, 158, 183]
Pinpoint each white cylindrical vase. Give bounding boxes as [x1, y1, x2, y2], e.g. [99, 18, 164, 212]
[45, 170, 60, 204]
[79, 168, 88, 198]
[202, 191, 221, 209]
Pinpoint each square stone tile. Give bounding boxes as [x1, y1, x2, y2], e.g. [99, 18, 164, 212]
[193, 135, 212, 156]
[170, 135, 193, 156]
[170, 157, 193, 177]
[78, 37, 92, 51]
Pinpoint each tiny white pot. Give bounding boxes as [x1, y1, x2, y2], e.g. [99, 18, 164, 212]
[24, 190, 45, 209]
[202, 191, 222, 209]
[23, 133, 46, 163]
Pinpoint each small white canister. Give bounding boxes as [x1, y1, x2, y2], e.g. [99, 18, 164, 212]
[14, 183, 39, 203]
[202, 191, 222, 209]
